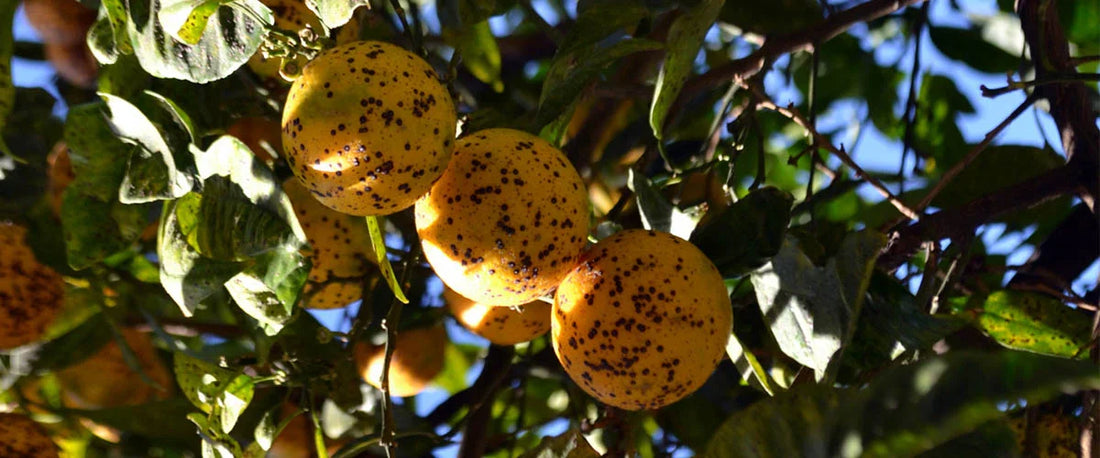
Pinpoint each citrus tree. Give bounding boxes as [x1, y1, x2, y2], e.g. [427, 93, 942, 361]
[1, 0, 1098, 456]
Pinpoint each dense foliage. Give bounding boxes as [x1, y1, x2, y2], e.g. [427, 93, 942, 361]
[1, 0, 1098, 456]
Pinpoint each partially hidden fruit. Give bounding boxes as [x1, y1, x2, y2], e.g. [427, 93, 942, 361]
[248, 0, 325, 81]
[22, 0, 96, 45]
[0, 413, 59, 457]
[0, 223, 64, 350]
[56, 328, 174, 408]
[283, 178, 377, 309]
[282, 40, 456, 216]
[46, 142, 75, 217]
[44, 41, 97, 88]
[227, 117, 283, 162]
[445, 287, 550, 346]
[415, 128, 589, 306]
[354, 325, 447, 397]
[267, 404, 346, 458]
[551, 229, 731, 411]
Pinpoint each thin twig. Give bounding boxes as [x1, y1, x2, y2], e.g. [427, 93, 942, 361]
[914, 93, 1038, 213]
[379, 245, 422, 456]
[898, 1, 930, 194]
[751, 88, 922, 221]
[980, 73, 1100, 98]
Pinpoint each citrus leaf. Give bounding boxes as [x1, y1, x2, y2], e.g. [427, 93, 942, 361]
[226, 248, 309, 336]
[159, 0, 222, 45]
[174, 352, 255, 432]
[69, 398, 197, 441]
[703, 351, 1100, 457]
[561, 0, 648, 56]
[650, 0, 724, 139]
[627, 168, 698, 239]
[536, 38, 663, 129]
[956, 290, 1091, 358]
[718, 0, 822, 36]
[100, 93, 194, 203]
[930, 145, 1063, 209]
[127, 0, 273, 83]
[725, 331, 774, 395]
[0, 0, 15, 158]
[158, 197, 244, 316]
[447, 21, 503, 92]
[928, 25, 1021, 74]
[520, 426, 600, 458]
[306, 0, 367, 29]
[690, 186, 792, 277]
[366, 215, 408, 304]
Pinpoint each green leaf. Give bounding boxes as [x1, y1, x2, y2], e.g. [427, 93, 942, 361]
[560, 0, 648, 56]
[225, 249, 309, 336]
[930, 145, 1062, 209]
[88, 0, 134, 64]
[70, 398, 198, 441]
[127, 0, 273, 83]
[306, 0, 367, 29]
[158, 198, 245, 316]
[725, 331, 774, 395]
[61, 102, 150, 269]
[537, 38, 663, 129]
[27, 314, 115, 373]
[435, 342, 479, 393]
[159, 0, 223, 45]
[718, 0, 822, 36]
[143, 90, 198, 143]
[189, 412, 244, 458]
[0, 0, 15, 158]
[919, 419, 1020, 458]
[928, 25, 1021, 74]
[627, 169, 697, 239]
[749, 231, 883, 379]
[175, 176, 299, 261]
[954, 291, 1091, 358]
[100, 93, 194, 203]
[366, 215, 408, 304]
[520, 426, 600, 458]
[690, 187, 793, 277]
[650, 0, 724, 139]
[174, 352, 255, 433]
[703, 351, 1100, 457]
[447, 21, 503, 92]
[841, 273, 965, 374]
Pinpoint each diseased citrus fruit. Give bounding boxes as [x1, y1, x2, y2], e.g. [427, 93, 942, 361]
[445, 287, 550, 346]
[0, 223, 64, 350]
[283, 178, 377, 309]
[551, 229, 731, 411]
[282, 40, 456, 216]
[56, 328, 174, 408]
[0, 413, 59, 457]
[354, 325, 447, 397]
[415, 128, 589, 306]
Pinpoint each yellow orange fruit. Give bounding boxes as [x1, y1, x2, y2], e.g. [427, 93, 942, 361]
[56, 328, 174, 408]
[415, 128, 589, 306]
[354, 325, 447, 397]
[444, 287, 550, 346]
[551, 229, 731, 410]
[0, 413, 59, 457]
[0, 223, 64, 350]
[283, 178, 377, 309]
[282, 40, 456, 216]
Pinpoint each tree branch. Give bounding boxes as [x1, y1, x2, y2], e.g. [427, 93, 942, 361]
[878, 164, 1084, 271]
[681, 0, 927, 95]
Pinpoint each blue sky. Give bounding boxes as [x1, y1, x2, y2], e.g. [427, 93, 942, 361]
[10, 0, 1097, 455]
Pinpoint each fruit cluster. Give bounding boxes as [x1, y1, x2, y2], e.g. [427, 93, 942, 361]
[276, 37, 733, 410]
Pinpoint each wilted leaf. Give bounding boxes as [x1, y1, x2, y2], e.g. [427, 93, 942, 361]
[100, 94, 194, 203]
[650, 0, 724, 139]
[691, 186, 792, 277]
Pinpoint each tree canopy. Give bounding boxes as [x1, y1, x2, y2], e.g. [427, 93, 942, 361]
[1, 0, 1098, 456]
